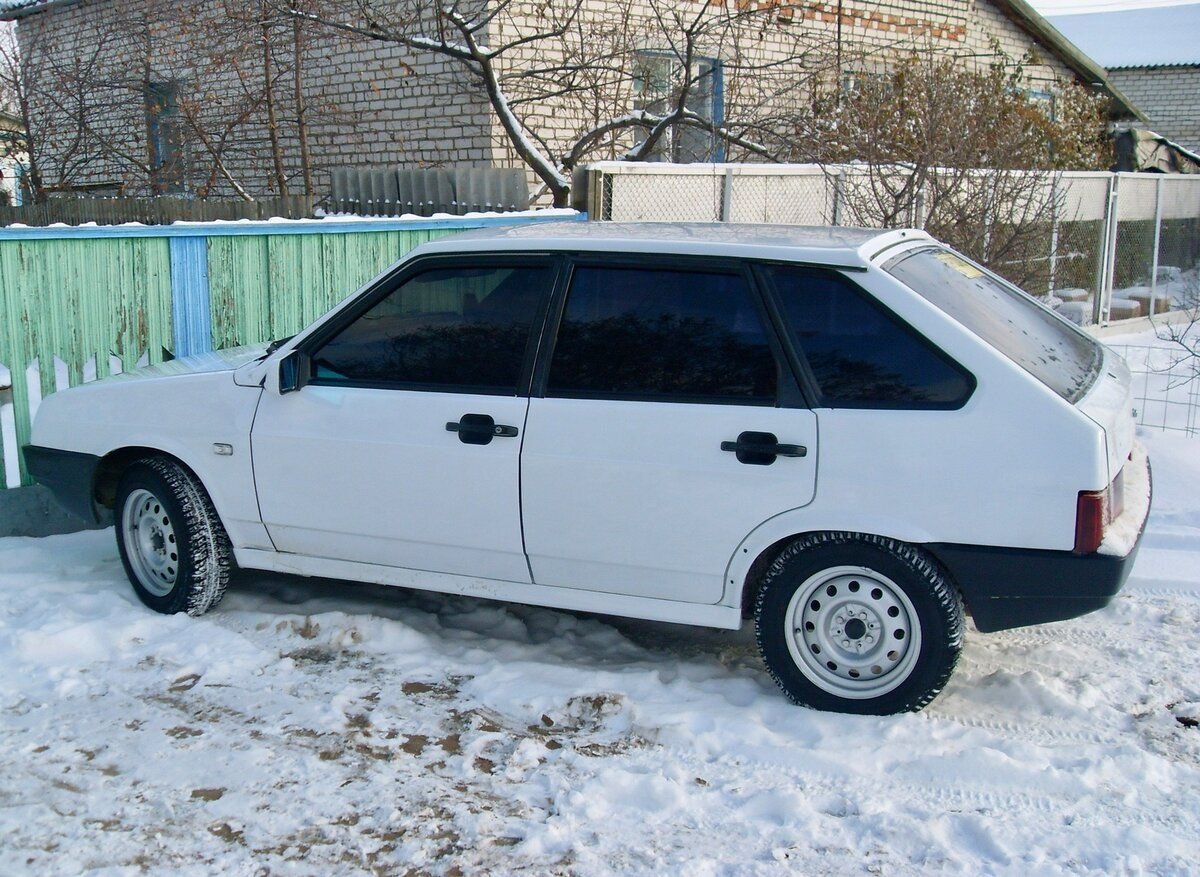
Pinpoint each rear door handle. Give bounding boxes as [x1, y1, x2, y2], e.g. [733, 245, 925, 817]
[446, 413, 519, 445]
[721, 431, 807, 465]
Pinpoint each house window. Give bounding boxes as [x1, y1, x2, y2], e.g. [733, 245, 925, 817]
[145, 81, 185, 194]
[1024, 88, 1056, 119]
[841, 70, 892, 97]
[632, 51, 724, 162]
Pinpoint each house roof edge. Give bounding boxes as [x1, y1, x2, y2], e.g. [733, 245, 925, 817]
[993, 0, 1146, 122]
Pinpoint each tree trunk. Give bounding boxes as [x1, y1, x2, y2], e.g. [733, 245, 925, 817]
[292, 15, 313, 197]
[261, 1, 289, 195]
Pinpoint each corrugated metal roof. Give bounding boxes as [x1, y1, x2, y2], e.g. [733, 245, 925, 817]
[1048, 4, 1200, 68]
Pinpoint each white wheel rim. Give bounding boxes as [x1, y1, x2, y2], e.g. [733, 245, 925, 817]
[784, 565, 922, 700]
[121, 488, 179, 597]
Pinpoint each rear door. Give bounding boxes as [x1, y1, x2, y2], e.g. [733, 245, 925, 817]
[520, 257, 817, 604]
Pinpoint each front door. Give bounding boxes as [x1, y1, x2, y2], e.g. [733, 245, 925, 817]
[520, 260, 818, 604]
[252, 258, 555, 582]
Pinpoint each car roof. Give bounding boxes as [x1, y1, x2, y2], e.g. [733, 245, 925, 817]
[417, 221, 931, 268]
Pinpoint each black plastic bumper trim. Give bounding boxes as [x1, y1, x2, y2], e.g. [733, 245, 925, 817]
[927, 535, 1144, 633]
[22, 445, 103, 524]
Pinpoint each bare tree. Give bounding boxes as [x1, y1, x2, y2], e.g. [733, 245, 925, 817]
[1151, 274, 1200, 391]
[282, 0, 832, 206]
[788, 50, 1110, 289]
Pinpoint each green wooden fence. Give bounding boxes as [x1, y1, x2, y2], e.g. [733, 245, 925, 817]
[0, 213, 583, 488]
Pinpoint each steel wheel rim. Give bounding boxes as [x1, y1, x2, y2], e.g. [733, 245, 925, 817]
[784, 565, 922, 700]
[121, 488, 179, 597]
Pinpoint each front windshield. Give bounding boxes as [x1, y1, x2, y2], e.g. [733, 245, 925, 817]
[884, 247, 1103, 403]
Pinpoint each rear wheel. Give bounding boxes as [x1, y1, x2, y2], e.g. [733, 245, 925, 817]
[115, 457, 231, 616]
[755, 532, 964, 714]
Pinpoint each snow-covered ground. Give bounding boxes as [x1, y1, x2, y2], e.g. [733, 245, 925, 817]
[3, 343, 1200, 875]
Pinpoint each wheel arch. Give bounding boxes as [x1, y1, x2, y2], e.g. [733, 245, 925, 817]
[95, 446, 207, 512]
[730, 514, 941, 620]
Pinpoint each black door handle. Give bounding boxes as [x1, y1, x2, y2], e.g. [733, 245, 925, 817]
[721, 431, 807, 465]
[446, 413, 519, 445]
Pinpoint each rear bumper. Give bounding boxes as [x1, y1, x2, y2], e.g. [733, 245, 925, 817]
[928, 538, 1144, 632]
[22, 445, 103, 524]
[929, 451, 1152, 634]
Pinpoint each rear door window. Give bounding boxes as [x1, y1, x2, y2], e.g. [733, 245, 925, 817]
[546, 264, 778, 404]
[766, 265, 974, 408]
[884, 247, 1102, 403]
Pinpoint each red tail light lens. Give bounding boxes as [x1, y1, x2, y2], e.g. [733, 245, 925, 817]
[1074, 489, 1108, 555]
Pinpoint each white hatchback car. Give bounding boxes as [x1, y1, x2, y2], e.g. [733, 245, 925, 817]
[25, 223, 1151, 714]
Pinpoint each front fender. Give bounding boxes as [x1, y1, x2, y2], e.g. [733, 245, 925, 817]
[30, 371, 270, 550]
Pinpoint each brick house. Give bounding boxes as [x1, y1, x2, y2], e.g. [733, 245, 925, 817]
[1, 0, 1140, 203]
[1051, 3, 1200, 155]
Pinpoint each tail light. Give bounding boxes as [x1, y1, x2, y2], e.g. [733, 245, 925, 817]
[1075, 462, 1127, 555]
[1074, 490, 1108, 555]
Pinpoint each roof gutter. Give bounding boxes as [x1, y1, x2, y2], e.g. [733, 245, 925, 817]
[0, 0, 82, 21]
[997, 0, 1147, 123]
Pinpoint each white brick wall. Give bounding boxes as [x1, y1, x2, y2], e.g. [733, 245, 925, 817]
[12, 0, 1094, 202]
[1108, 66, 1200, 154]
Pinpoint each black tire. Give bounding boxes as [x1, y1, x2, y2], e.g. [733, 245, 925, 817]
[115, 457, 232, 616]
[754, 532, 964, 715]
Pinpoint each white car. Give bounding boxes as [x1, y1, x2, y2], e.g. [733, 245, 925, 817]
[25, 223, 1151, 714]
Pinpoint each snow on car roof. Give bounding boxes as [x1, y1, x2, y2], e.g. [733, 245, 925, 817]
[421, 221, 913, 265]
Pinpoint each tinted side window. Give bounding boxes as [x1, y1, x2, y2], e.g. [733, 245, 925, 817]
[547, 266, 777, 404]
[311, 264, 550, 393]
[769, 266, 972, 408]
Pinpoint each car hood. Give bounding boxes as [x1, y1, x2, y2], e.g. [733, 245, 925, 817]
[111, 343, 270, 382]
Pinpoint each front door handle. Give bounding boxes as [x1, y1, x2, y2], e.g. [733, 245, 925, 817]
[721, 431, 807, 465]
[446, 413, 519, 445]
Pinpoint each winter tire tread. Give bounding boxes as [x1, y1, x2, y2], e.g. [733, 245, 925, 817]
[753, 531, 965, 714]
[115, 456, 232, 617]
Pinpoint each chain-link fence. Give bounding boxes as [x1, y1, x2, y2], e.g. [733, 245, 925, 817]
[1109, 343, 1200, 437]
[582, 162, 1200, 328]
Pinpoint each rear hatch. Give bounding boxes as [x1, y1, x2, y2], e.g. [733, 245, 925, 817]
[1075, 347, 1136, 483]
[882, 244, 1133, 481]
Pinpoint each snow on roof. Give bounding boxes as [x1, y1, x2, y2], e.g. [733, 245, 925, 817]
[0, 0, 72, 20]
[1048, 4, 1200, 68]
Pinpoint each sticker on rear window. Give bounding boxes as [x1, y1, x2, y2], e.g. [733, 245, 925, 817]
[932, 251, 983, 278]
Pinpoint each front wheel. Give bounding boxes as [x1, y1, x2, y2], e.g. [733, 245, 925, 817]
[115, 457, 232, 616]
[754, 533, 964, 714]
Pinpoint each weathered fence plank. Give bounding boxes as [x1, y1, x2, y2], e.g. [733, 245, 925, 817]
[0, 212, 583, 488]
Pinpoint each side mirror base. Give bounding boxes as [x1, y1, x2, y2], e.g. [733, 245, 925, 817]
[279, 350, 310, 394]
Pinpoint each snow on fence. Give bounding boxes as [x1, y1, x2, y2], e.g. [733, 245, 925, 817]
[581, 164, 1200, 329]
[0, 211, 584, 489]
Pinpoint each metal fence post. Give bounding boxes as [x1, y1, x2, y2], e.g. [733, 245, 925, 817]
[1094, 174, 1120, 325]
[721, 168, 734, 222]
[831, 171, 843, 226]
[1150, 175, 1164, 316]
[1048, 174, 1060, 296]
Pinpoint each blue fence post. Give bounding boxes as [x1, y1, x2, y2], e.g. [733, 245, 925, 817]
[168, 235, 212, 357]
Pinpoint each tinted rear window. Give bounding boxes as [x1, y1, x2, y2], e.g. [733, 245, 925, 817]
[884, 247, 1102, 403]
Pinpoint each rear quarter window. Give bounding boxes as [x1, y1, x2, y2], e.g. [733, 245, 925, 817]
[884, 247, 1102, 403]
[767, 265, 974, 409]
